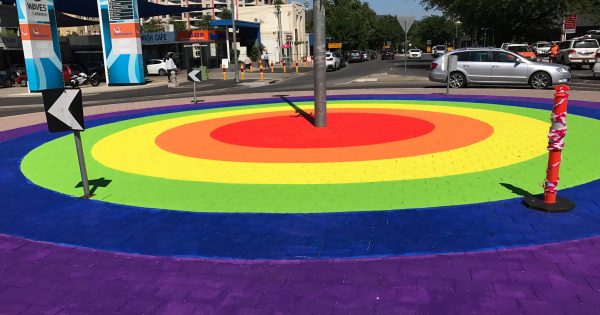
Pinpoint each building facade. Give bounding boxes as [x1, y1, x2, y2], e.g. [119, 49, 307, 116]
[238, 2, 307, 63]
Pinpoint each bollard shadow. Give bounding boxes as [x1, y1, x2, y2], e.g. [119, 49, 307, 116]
[273, 94, 315, 126]
[500, 183, 533, 197]
[75, 177, 112, 196]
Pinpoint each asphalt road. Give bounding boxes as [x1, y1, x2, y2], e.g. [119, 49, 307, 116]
[1, 54, 598, 117]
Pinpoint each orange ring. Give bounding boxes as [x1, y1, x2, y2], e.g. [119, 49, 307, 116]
[155, 108, 494, 163]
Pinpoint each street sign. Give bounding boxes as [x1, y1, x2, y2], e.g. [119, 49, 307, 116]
[41, 87, 91, 198]
[42, 88, 84, 132]
[563, 14, 577, 34]
[188, 69, 202, 82]
[328, 42, 342, 49]
[397, 16, 416, 32]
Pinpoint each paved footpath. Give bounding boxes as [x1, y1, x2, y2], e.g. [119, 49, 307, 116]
[2, 88, 600, 314]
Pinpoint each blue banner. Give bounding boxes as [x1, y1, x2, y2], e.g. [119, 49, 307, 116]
[16, 0, 64, 92]
[97, 0, 145, 85]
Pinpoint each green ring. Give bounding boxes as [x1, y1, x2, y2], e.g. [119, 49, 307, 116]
[20, 100, 600, 213]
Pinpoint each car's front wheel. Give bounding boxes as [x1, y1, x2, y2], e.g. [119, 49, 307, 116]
[448, 72, 466, 88]
[529, 71, 552, 89]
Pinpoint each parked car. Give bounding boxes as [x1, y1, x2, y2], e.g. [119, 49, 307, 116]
[146, 59, 169, 76]
[429, 48, 571, 89]
[556, 39, 599, 69]
[325, 51, 341, 71]
[432, 45, 447, 58]
[349, 50, 363, 63]
[593, 49, 600, 78]
[0, 70, 13, 88]
[333, 51, 347, 68]
[362, 51, 370, 61]
[534, 41, 551, 57]
[501, 43, 537, 61]
[381, 50, 395, 60]
[408, 49, 422, 59]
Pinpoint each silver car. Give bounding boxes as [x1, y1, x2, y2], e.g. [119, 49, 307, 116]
[429, 48, 571, 89]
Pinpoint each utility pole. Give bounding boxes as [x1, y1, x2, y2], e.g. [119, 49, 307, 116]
[313, 0, 327, 127]
[274, 3, 283, 64]
[231, 0, 239, 82]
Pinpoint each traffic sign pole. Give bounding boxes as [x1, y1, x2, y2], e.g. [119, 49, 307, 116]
[188, 69, 202, 104]
[193, 81, 198, 104]
[73, 130, 91, 198]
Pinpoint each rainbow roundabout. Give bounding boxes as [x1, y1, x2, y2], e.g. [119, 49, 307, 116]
[2, 94, 600, 259]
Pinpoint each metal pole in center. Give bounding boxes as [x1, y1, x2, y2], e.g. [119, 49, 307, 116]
[313, 0, 327, 127]
[73, 130, 91, 198]
[404, 21, 408, 78]
[231, 0, 239, 83]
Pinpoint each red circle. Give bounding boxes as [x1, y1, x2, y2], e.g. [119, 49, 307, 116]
[209, 113, 435, 149]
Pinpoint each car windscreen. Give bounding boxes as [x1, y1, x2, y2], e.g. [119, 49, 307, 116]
[506, 46, 530, 52]
[573, 40, 599, 48]
[410, 49, 420, 52]
[537, 43, 550, 47]
[435, 46, 445, 50]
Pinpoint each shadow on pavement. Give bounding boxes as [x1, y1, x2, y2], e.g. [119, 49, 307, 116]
[273, 94, 315, 126]
[75, 177, 113, 196]
[500, 183, 533, 197]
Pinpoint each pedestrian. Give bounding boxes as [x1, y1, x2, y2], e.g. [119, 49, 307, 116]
[244, 56, 252, 70]
[164, 52, 177, 82]
[261, 51, 268, 67]
[265, 51, 270, 67]
[550, 42, 560, 63]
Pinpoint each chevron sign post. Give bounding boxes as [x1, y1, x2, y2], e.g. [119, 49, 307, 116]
[42, 88, 91, 198]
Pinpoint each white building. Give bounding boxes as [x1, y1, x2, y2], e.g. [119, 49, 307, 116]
[149, 0, 289, 26]
[238, 2, 308, 63]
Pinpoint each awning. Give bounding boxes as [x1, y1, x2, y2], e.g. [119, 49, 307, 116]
[0, 0, 205, 18]
[0, 5, 99, 28]
[210, 20, 261, 48]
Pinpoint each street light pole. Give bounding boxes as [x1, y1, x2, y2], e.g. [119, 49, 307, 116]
[231, 0, 239, 82]
[313, 0, 326, 127]
[275, 4, 283, 64]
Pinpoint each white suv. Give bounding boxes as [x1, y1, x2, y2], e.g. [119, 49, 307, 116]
[593, 49, 600, 78]
[325, 51, 341, 71]
[556, 39, 599, 69]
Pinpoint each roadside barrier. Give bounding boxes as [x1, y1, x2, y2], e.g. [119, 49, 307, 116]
[222, 65, 227, 80]
[259, 64, 264, 80]
[524, 84, 575, 212]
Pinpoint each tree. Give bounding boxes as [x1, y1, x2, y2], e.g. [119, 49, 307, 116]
[143, 18, 165, 33]
[218, 9, 232, 20]
[421, 0, 572, 44]
[324, 0, 380, 50]
[371, 15, 404, 50]
[193, 14, 213, 30]
[173, 21, 187, 32]
[249, 42, 260, 62]
[409, 16, 455, 49]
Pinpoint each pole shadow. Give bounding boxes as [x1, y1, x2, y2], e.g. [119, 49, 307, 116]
[500, 183, 533, 197]
[75, 177, 112, 196]
[273, 94, 315, 126]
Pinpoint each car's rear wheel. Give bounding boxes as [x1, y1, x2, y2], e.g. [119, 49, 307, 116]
[449, 72, 466, 88]
[530, 71, 552, 89]
[158, 69, 166, 76]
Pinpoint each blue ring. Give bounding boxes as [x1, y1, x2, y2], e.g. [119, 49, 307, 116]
[1, 94, 600, 260]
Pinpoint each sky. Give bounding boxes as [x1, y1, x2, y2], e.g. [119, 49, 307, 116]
[304, 0, 441, 19]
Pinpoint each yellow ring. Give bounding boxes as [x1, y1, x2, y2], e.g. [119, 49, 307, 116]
[91, 103, 549, 184]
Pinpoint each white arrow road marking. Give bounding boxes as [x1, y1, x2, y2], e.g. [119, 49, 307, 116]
[48, 90, 83, 130]
[188, 70, 201, 82]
